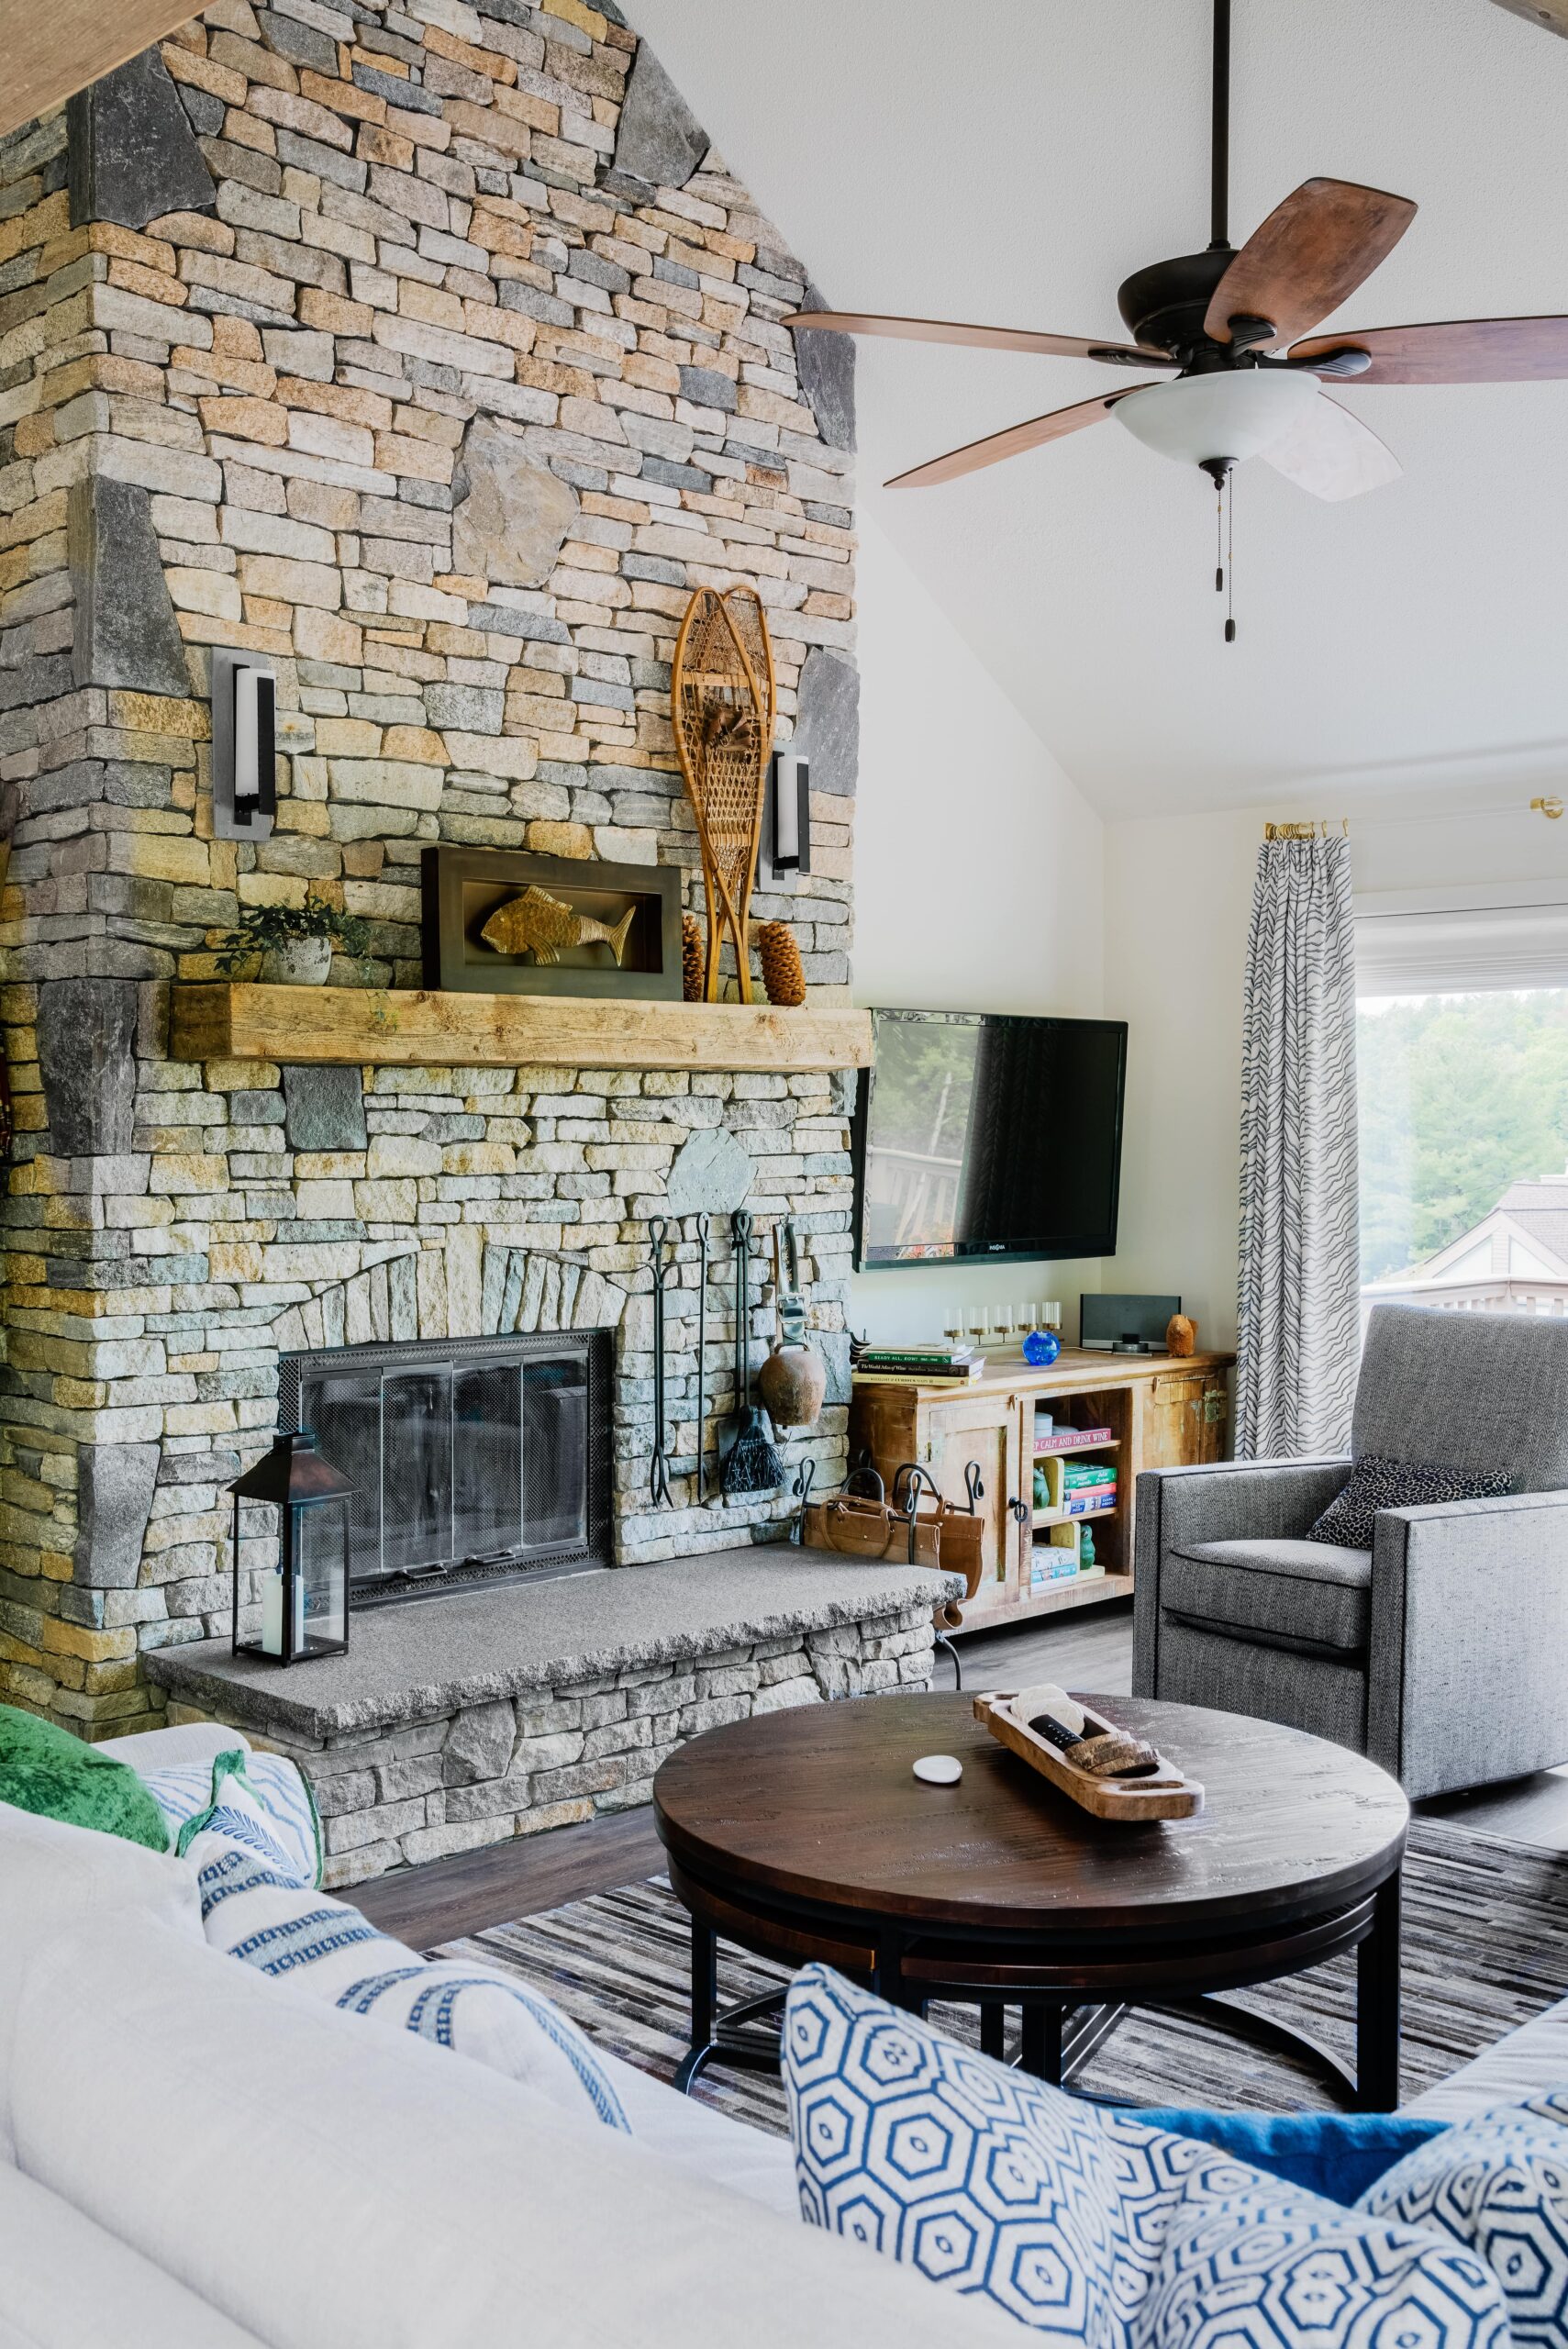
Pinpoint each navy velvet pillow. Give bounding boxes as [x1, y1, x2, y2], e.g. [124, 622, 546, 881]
[1135, 2106, 1449, 2205]
[1307, 1453, 1512, 1552]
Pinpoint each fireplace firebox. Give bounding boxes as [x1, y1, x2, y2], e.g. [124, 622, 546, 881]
[278, 1330, 614, 1605]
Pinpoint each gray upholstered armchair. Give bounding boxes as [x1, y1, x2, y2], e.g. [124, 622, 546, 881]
[1133, 1304, 1568, 1799]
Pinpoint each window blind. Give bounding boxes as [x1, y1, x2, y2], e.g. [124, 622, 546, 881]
[1354, 883, 1568, 996]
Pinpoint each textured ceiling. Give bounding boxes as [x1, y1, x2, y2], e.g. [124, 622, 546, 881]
[627, 0, 1568, 818]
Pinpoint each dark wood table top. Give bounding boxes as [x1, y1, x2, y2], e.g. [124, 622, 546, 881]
[653, 1693, 1409, 1937]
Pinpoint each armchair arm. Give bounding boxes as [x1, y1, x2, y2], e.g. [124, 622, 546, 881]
[1133, 1457, 1351, 1696]
[1369, 1487, 1568, 1798]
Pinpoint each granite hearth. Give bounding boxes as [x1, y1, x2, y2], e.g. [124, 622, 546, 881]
[146, 1550, 959, 1887]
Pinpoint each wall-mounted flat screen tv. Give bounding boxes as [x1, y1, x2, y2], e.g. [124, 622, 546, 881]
[852, 1008, 1128, 1269]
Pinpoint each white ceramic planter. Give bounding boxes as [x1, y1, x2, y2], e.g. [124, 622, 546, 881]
[260, 936, 333, 985]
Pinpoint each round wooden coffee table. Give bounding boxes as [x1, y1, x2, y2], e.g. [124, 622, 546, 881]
[653, 1691, 1409, 2110]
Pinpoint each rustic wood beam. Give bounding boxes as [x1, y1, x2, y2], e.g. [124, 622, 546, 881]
[1490, 0, 1568, 38]
[0, 0, 200, 141]
[170, 985, 875, 1074]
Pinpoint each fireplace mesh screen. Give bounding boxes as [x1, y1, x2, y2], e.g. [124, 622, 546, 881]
[278, 1330, 613, 1602]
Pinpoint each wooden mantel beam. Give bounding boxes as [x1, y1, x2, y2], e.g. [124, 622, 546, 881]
[0, 0, 203, 141]
[170, 984, 874, 1075]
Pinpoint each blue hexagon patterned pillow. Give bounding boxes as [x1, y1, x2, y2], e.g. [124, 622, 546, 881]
[1360, 2090, 1568, 2345]
[784, 1966, 1508, 2349]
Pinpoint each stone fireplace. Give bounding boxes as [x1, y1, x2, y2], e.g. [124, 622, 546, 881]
[0, 0, 950, 1875]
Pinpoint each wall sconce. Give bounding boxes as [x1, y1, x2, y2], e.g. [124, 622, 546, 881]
[213, 645, 278, 841]
[761, 750, 811, 884]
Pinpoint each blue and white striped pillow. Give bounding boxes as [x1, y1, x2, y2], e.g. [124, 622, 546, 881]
[194, 1838, 628, 2133]
[141, 1747, 322, 1888]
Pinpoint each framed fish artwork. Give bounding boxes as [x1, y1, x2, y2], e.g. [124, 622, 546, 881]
[421, 846, 683, 999]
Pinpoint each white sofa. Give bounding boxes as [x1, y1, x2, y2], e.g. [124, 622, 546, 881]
[1, 1722, 1562, 2349]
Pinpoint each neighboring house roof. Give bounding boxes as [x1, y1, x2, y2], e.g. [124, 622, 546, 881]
[1405, 1180, 1568, 1283]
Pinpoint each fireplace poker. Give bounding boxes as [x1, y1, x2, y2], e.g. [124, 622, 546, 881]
[648, 1217, 673, 1507]
[695, 1212, 710, 1504]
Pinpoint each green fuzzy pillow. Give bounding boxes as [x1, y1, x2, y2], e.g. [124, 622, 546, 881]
[0, 1703, 171, 1853]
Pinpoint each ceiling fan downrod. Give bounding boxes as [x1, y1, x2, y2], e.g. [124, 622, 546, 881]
[1210, 0, 1231, 252]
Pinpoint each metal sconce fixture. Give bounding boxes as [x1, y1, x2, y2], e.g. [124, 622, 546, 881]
[212, 645, 278, 841]
[762, 750, 811, 883]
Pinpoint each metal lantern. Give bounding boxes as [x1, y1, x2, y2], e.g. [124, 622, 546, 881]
[230, 1428, 352, 1666]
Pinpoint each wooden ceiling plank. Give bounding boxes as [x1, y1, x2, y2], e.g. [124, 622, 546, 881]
[1490, 0, 1568, 39]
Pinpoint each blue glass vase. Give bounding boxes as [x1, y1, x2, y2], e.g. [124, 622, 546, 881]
[1022, 1328, 1061, 1367]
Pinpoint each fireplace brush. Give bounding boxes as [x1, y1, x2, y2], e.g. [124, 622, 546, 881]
[720, 1208, 783, 1497]
[648, 1217, 673, 1507]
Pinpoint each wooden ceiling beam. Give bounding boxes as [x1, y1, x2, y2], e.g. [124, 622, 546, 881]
[1490, 0, 1568, 39]
[0, 0, 201, 141]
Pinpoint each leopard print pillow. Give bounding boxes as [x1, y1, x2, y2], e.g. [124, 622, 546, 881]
[1307, 1453, 1513, 1551]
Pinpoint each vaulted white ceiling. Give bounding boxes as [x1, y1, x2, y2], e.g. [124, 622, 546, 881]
[628, 0, 1568, 818]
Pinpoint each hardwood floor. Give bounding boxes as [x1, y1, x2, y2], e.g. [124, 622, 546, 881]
[350, 1805, 665, 1948]
[345, 1595, 1568, 1949]
[939, 1597, 1136, 1700]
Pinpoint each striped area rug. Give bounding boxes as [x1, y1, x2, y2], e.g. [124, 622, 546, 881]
[436, 1817, 1568, 2138]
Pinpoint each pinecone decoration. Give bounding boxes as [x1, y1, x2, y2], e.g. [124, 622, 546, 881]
[682, 911, 706, 1003]
[755, 921, 806, 1008]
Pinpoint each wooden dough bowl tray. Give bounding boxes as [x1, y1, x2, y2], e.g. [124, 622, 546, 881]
[974, 1692, 1205, 1821]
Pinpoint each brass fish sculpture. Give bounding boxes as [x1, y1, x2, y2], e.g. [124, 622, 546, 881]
[481, 886, 638, 967]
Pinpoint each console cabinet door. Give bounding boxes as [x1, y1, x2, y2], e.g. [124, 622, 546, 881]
[922, 1392, 1026, 1609]
[1141, 1370, 1229, 1471]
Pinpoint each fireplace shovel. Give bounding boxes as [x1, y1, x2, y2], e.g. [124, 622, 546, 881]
[720, 1208, 783, 1497]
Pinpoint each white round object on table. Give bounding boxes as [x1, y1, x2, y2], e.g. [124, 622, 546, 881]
[913, 1753, 963, 1786]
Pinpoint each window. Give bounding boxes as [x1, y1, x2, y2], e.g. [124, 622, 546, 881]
[1356, 884, 1568, 1319]
[1351, 883, 1568, 1324]
[1359, 989, 1568, 1316]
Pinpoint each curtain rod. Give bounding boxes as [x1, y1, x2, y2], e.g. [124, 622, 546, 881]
[1264, 798, 1564, 840]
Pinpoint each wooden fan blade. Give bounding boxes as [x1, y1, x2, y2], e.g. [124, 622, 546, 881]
[786, 311, 1175, 368]
[1289, 316, 1568, 384]
[1205, 179, 1418, 349]
[1262, 392, 1401, 501]
[884, 386, 1153, 489]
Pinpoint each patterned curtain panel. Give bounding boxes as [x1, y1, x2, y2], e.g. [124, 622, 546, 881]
[1236, 835, 1361, 1458]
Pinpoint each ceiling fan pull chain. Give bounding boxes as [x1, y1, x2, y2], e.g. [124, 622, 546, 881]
[1215, 476, 1225, 596]
[1226, 470, 1238, 644]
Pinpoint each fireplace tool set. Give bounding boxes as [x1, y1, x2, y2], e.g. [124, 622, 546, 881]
[647, 1210, 824, 1509]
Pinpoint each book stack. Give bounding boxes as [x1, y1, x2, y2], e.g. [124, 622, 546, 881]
[851, 1341, 984, 1387]
[1034, 1424, 1113, 1454]
[1062, 1462, 1117, 1517]
[1032, 1547, 1083, 1587]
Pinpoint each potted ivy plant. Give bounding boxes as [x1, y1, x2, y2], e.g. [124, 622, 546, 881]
[214, 896, 372, 985]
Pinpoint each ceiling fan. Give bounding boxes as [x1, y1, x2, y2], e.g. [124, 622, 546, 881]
[785, 0, 1568, 634]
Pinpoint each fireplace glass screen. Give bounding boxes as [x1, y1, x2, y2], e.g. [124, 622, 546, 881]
[279, 1331, 611, 1602]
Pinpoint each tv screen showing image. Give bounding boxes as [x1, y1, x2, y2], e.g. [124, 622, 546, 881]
[852, 1008, 1128, 1268]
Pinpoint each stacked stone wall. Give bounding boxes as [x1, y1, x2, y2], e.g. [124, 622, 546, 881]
[0, 0, 858, 1734]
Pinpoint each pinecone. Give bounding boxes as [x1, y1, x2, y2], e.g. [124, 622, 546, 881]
[755, 921, 806, 1008]
[682, 911, 706, 1003]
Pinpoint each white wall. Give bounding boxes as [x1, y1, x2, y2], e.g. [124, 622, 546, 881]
[1101, 797, 1568, 1353]
[848, 515, 1106, 1345]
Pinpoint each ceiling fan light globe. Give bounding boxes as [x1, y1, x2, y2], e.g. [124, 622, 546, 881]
[1114, 369, 1322, 468]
